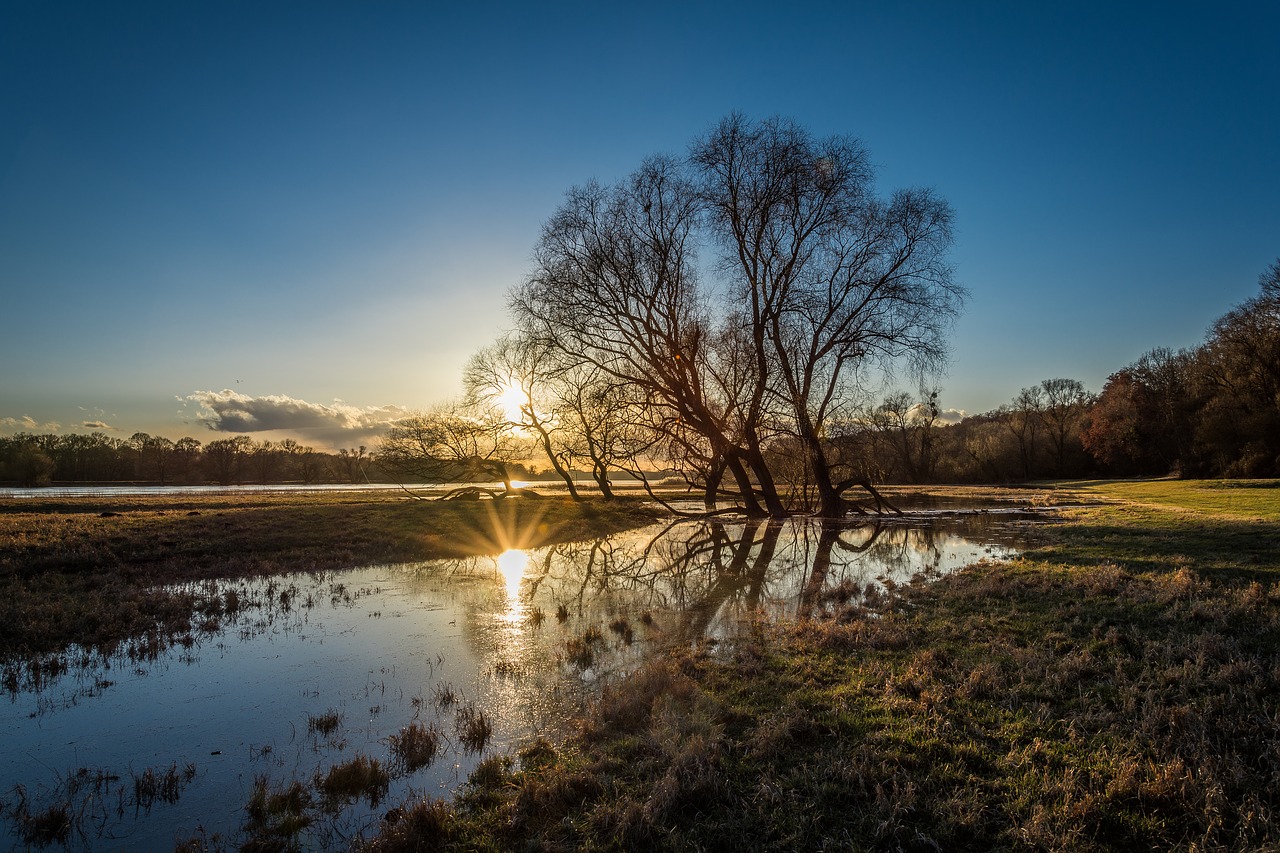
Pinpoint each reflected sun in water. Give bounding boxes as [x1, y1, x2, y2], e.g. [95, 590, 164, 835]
[496, 548, 530, 603]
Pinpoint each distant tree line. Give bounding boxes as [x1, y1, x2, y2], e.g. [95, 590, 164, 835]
[0, 432, 449, 488]
[857, 259, 1280, 482]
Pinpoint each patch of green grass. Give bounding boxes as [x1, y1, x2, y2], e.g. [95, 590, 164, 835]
[1066, 478, 1280, 521]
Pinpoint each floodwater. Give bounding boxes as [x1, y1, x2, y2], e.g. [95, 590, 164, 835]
[0, 511, 1043, 850]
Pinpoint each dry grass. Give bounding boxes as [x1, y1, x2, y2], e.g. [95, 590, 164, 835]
[241, 776, 312, 849]
[316, 755, 391, 809]
[454, 704, 494, 753]
[388, 722, 441, 774]
[306, 709, 343, 738]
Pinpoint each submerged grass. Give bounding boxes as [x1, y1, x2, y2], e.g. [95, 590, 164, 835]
[0, 492, 661, 662]
[361, 480, 1280, 850]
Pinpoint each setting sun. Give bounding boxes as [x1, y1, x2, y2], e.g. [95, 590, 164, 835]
[495, 383, 527, 423]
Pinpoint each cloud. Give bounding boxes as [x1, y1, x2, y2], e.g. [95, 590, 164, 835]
[905, 404, 968, 425]
[185, 390, 407, 449]
[80, 420, 116, 430]
[0, 415, 61, 434]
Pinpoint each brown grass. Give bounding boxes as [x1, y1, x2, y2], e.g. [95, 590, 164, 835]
[316, 754, 390, 809]
[388, 722, 441, 774]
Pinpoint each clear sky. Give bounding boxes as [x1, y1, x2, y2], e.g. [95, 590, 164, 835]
[2, 1, 1277, 449]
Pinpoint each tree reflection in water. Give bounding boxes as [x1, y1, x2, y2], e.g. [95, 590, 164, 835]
[519, 515, 1022, 651]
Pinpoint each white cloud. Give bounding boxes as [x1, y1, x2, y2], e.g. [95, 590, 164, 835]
[905, 403, 968, 425]
[0, 415, 61, 434]
[80, 420, 116, 430]
[185, 390, 407, 448]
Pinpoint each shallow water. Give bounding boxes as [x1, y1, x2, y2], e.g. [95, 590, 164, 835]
[0, 513, 1039, 850]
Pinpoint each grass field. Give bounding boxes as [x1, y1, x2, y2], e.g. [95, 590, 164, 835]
[1064, 478, 1280, 521]
[359, 481, 1280, 852]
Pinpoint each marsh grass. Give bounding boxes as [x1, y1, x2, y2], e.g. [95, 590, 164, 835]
[564, 624, 605, 670]
[608, 615, 634, 644]
[242, 776, 312, 848]
[454, 704, 493, 753]
[387, 722, 441, 774]
[316, 755, 391, 809]
[132, 761, 196, 811]
[1, 763, 197, 848]
[363, 481, 1280, 850]
[306, 709, 343, 738]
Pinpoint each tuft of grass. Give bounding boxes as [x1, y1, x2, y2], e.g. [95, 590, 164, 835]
[358, 798, 455, 852]
[307, 709, 343, 737]
[388, 722, 440, 774]
[608, 616, 634, 645]
[132, 761, 197, 810]
[316, 754, 390, 809]
[433, 681, 457, 708]
[19, 802, 72, 847]
[455, 703, 493, 753]
[565, 624, 605, 670]
[242, 776, 312, 847]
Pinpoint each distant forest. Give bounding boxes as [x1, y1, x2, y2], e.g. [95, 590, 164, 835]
[4, 256, 1275, 489]
[0, 433, 553, 489]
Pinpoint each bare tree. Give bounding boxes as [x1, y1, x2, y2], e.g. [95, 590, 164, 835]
[464, 334, 580, 498]
[1003, 385, 1045, 480]
[377, 400, 530, 497]
[511, 115, 962, 517]
[512, 157, 778, 515]
[693, 114, 962, 514]
[1037, 378, 1092, 476]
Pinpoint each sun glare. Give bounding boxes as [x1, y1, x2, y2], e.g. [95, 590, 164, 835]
[496, 548, 530, 601]
[496, 383, 526, 423]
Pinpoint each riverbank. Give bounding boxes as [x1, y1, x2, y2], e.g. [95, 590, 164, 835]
[0, 491, 662, 660]
[363, 480, 1280, 851]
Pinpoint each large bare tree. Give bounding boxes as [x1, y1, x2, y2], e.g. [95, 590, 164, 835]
[693, 114, 962, 515]
[511, 115, 963, 516]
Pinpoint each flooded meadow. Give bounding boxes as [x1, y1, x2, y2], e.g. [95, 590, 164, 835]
[0, 509, 1046, 850]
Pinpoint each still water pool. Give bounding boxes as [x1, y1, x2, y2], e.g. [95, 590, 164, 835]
[0, 512, 1040, 850]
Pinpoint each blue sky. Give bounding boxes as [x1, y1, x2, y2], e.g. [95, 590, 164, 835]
[2, 1, 1277, 448]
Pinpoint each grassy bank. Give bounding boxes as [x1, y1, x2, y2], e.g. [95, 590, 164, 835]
[363, 482, 1280, 851]
[0, 491, 661, 660]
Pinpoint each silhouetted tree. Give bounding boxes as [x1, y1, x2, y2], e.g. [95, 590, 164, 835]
[513, 114, 962, 516]
[203, 435, 253, 485]
[464, 334, 580, 498]
[377, 401, 529, 495]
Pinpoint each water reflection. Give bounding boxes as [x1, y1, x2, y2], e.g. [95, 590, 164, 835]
[495, 548, 530, 605]
[0, 511, 1036, 849]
